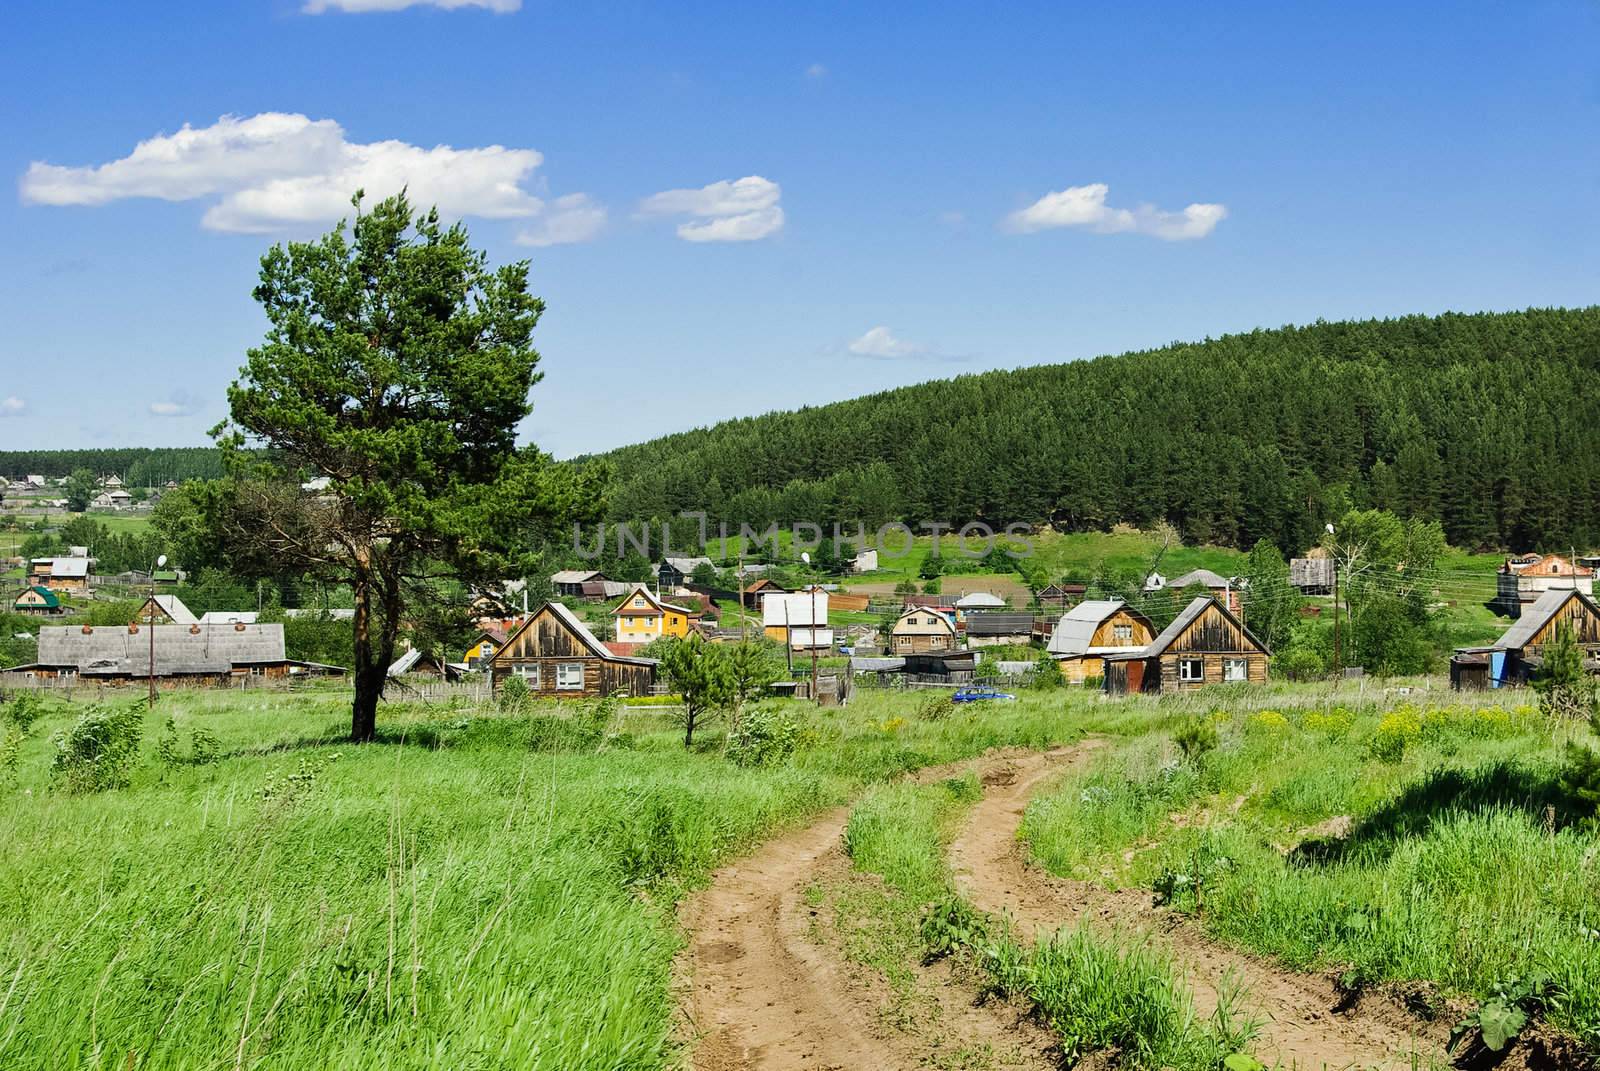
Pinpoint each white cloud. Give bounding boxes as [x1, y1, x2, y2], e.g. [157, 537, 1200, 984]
[516, 193, 607, 247]
[20, 112, 577, 235]
[0, 397, 26, 417]
[1003, 183, 1226, 241]
[638, 175, 784, 242]
[806, 63, 828, 78]
[303, 0, 519, 12]
[846, 326, 967, 362]
[148, 398, 193, 417]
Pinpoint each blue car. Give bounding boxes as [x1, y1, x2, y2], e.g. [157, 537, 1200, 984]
[951, 685, 1016, 703]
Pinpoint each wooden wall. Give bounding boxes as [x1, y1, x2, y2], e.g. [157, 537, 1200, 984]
[492, 608, 657, 698]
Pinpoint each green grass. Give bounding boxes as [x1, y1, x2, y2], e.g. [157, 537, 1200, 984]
[0, 685, 1123, 1070]
[1020, 698, 1600, 1050]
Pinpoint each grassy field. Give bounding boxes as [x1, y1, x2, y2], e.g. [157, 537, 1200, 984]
[0, 684, 1127, 1071]
[1020, 700, 1600, 1049]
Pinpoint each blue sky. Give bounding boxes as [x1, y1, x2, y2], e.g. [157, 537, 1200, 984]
[2, 1, 1597, 456]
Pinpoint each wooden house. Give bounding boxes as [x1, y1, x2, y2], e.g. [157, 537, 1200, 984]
[387, 648, 463, 681]
[1493, 554, 1594, 618]
[1451, 587, 1600, 689]
[1151, 569, 1241, 614]
[135, 594, 198, 626]
[740, 577, 789, 608]
[1037, 583, 1086, 610]
[7, 622, 342, 683]
[659, 556, 714, 589]
[613, 586, 699, 644]
[1047, 600, 1157, 684]
[12, 585, 62, 615]
[964, 612, 1035, 648]
[29, 556, 90, 593]
[1103, 596, 1269, 694]
[463, 625, 510, 669]
[491, 602, 658, 698]
[891, 605, 959, 654]
[550, 569, 612, 599]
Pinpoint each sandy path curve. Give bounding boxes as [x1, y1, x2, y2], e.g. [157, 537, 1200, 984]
[948, 746, 1447, 1071]
[677, 747, 1076, 1071]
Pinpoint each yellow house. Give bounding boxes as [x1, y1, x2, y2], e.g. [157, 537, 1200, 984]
[463, 625, 511, 669]
[612, 587, 698, 643]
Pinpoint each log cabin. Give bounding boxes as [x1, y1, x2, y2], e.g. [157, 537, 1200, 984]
[1451, 587, 1600, 689]
[1103, 595, 1269, 694]
[1046, 600, 1156, 684]
[491, 601, 658, 698]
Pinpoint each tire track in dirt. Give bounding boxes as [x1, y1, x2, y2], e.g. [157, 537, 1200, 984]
[948, 746, 1449, 1071]
[677, 746, 1085, 1071]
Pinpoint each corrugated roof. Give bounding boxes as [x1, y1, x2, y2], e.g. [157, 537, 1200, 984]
[1495, 587, 1598, 651]
[551, 569, 603, 584]
[1048, 600, 1132, 656]
[851, 656, 906, 672]
[1168, 569, 1230, 590]
[198, 610, 258, 624]
[955, 592, 1006, 609]
[47, 557, 90, 578]
[38, 622, 286, 675]
[14, 585, 60, 609]
[965, 612, 1035, 635]
[146, 595, 198, 625]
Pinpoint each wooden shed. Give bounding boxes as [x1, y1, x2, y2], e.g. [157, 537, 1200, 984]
[491, 601, 658, 698]
[1046, 600, 1156, 684]
[1454, 587, 1600, 688]
[1103, 596, 1269, 695]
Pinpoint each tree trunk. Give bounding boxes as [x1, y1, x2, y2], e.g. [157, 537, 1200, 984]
[683, 706, 696, 748]
[350, 556, 379, 742]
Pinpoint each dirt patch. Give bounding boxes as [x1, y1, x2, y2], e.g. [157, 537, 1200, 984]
[676, 746, 1086, 1071]
[947, 747, 1451, 1071]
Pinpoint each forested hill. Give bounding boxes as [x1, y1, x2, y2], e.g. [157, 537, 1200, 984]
[0, 448, 223, 486]
[593, 308, 1600, 554]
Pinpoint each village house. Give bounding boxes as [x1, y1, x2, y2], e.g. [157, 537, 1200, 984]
[1144, 569, 1242, 613]
[1493, 553, 1594, 617]
[1289, 556, 1335, 595]
[761, 590, 833, 650]
[1036, 582, 1087, 610]
[740, 576, 789, 608]
[658, 556, 714, 589]
[135, 594, 198, 625]
[1452, 587, 1600, 689]
[387, 648, 463, 681]
[1047, 599, 1158, 684]
[6, 622, 343, 684]
[614, 586, 700, 644]
[11, 586, 62, 615]
[1103, 595, 1269, 694]
[955, 591, 1007, 612]
[491, 602, 658, 698]
[100, 474, 124, 489]
[964, 611, 1035, 648]
[890, 604, 960, 654]
[463, 624, 510, 669]
[29, 555, 90, 593]
[551, 569, 614, 599]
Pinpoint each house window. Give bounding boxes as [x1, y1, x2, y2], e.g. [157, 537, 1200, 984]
[1179, 658, 1205, 683]
[514, 662, 541, 688]
[1224, 658, 1247, 682]
[931, 635, 947, 649]
[633, 597, 646, 608]
[557, 662, 584, 690]
[1113, 624, 1133, 642]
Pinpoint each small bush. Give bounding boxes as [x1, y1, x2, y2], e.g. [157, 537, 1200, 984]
[1174, 716, 1219, 762]
[1244, 709, 1289, 735]
[1558, 744, 1600, 818]
[51, 704, 145, 794]
[920, 895, 990, 962]
[725, 703, 800, 767]
[498, 674, 529, 713]
[916, 693, 955, 721]
[1302, 706, 1356, 738]
[1368, 708, 1421, 763]
[3, 693, 45, 735]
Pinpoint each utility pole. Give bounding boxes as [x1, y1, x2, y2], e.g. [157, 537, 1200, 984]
[1325, 524, 1340, 679]
[148, 553, 167, 706]
[738, 547, 747, 645]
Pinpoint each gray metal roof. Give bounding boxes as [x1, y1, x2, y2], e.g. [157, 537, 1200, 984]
[1167, 569, 1230, 590]
[551, 569, 604, 584]
[662, 556, 713, 574]
[1047, 600, 1130, 656]
[1495, 587, 1597, 651]
[148, 595, 198, 625]
[955, 592, 1007, 609]
[851, 656, 906, 673]
[965, 612, 1034, 635]
[37, 622, 286, 675]
[44, 557, 90, 578]
[199, 610, 258, 624]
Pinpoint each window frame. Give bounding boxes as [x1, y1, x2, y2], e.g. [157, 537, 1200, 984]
[556, 662, 585, 691]
[1223, 658, 1247, 683]
[1112, 624, 1133, 642]
[1178, 657, 1205, 683]
[513, 662, 541, 688]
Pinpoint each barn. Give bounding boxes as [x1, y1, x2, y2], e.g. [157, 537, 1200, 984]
[1103, 595, 1269, 694]
[491, 601, 658, 698]
[1451, 587, 1600, 689]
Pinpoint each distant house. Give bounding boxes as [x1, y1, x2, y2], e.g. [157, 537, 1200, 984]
[1494, 554, 1594, 617]
[964, 612, 1035, 648]
[7, 622, 342, 683]
[849, 549, 879, 574]
[24, 475, 45, 489]
[762, 591, 832, 650]
[100, 474, 124, 489]
[1452, 587, 1600, 690]
[464, 626, 510, 670]
[613, 586, 700, 644]
[551, 569, 610, 598]
[1289, 557, 1335, 595]
[659, 556, 714, 589]
[387, 648, 462, 682]
[955, 591, 1007, 611]
[198, 611, 259, 625]
[30, 556, 90, 593]
[491, 602, 658, 698]
[1145, 569, 1240, 613]
[1103, 596, 1269, 694]
[741, 577, 789, 608]
[1037, 583, 1087, 610]
[12, 586, 62, 615]
[90, 493, 116, 510]
[135, 594, 198, 626]
[891, 605, 960, 654]
[1047, 600, 1157, 684]
[901, 648, 978, 682]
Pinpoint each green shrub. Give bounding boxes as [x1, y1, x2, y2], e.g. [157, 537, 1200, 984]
[1558, 743, 1600, 818]
[3, 693, 45, 734]
[50, 704, 145, 793]
[498, 674, 529, 712]
[725, 703, 800, 767]
[1367, 708, 1421, 763]
[1031, 653, 1064, 690]
[916, 692, 955, 721]
[1174, 716, 1219, 762]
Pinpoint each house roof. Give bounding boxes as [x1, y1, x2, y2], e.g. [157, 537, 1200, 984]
[612, 586, 697, 617]
[144, 595, 198, 625]
[43, 557, 90, 578]
[387, 647, 428, 676]
[894, 605, 959, 633]
[955, 592, 1007, 609]
[551, 569, 604, 585]
[1168, 569, 1231, 590]
[199, 610, 258, 625]
[901, 594, 954, 610]
[964, 612, 1035, 636]
[36, 622, 286, 675]
[1140, 596, 1268, 657]
[507, 601, 658, 666]
[476, 625, 510, 646]
[851, 656, 906, 673]
[1495, 587, 1600, 651]
[14, 586, 59, 609]
[1047, 599, 1150, 656]
[661, 556, 713, 575]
